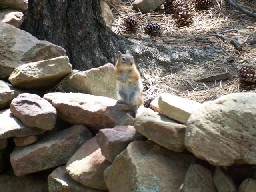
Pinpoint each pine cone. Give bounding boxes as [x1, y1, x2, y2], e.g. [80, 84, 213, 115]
[238, 65, 256, 84]
[174, 6, 193, 27]
[144, 22, 161, 37]
[195, 0, 213, 11]
[124, 17, 138, 32]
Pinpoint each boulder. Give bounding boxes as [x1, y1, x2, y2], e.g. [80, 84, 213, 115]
[57, 63, 117, 99]
[48, 166, 106, 192]
[96, 125, 143, 162]
[0, 10, 24, 27]
[0, 0, 28, 11]
[9, 56, 72, 89]
[0, 109, 44, 139]
[0, 22, 66, 78]
[0, 80, 20, 110]
[10, 93, 57, 130]
[44, 92, 134, 130]
[0, 173, 48, 192]
[135, 109, 186, 152]
[213, 167, 237, 192]
[186, 93, 256, 166]
[105, 140, 195, 192]
[10, 125, 92, 176]
[14, 135, 38, 147]
[158, 93, 201, 124]
[181, 164, 217, 192]
[132, 0, 165, 13]
[238, 178, 256, 192]
[66, 137, 110, 190]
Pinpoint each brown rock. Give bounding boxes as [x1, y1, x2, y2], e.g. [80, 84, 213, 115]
[96, 125, 142, 162]
[0, 0, 28, 11]
[105, 140, 195, 192]
[181, 164, 217, 192]
[0, 10, 24, 27]
[10, 93, 57, 130]
[48, 166, 106, 192]
[213, 167, 237, 192]
[158, 93, 201, 124]
[0, 173, 48, 192]
[10, 125, 92, 176]
[44, 92, 134, 130]
[9, 56, 72, 89]
[14, 135, 37, 147]
[0, 109, 44, 139]
[238, 178, 256, 192]
[135, 109, 186, 152]
[0, 139, 7, 150]
[186, 93, 256, 166]
[66, 137, 110, 190]
[0, 22, 66, 79]
[57, 63, 117, 99]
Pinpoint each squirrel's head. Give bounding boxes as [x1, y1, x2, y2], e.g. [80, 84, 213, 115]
[117, 50, 134, 66]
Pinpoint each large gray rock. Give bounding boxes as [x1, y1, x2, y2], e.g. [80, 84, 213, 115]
[158, 93, 201, 124]
[96, 125, 142, 162]
[0, 109, 44, 139]
[0, 0, 28, 11]
[181, 164, 217, 192]
[0, 10, 24, 28]
[44, 92, 134, 130]
[213, 167, 237, 192]
[10, 125, 92, 176]
[132, 0, 165, 13]
[238, 178, 256, 192]
[10, 93, 57, 130]
[135, 109, 186, 152]
[0, 22, 66, 78]
[186, 93, 256, 166]
[57, 63, 117, 99]
[0, 173, 48, 192]
[0, 80, 20, 110]
[105, 140, 195, 192]
[9, 56, 72, 89]
[66, 137, 110, 190]
[48, 166, 106, 192]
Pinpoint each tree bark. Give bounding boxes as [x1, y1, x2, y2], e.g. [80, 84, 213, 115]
[21, 0, 129, 70]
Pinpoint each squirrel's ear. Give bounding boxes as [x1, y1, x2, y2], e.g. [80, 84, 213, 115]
[117, 51, 122, 60]
[126, 50, 131, 55]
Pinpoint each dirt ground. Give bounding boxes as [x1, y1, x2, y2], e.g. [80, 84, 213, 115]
[110, 0, 256, 103]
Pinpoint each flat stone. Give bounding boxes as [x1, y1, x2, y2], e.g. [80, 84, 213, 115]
[66, 137, 110, 190]
[158, 93, 201, 124]
[132, 0, 165, 13]
[57, 63, 117, 99]
[48, 166, 106, 192]
[96, 125, 142, 162]
[105, 140, 195, 192]
[0, 80, 20, 110]
[0, 173, 48, 192]
[0, 10, 24, 27]
[0, 109, 44, 139]
[186, 93, 256, 166]
[14, 135, 38, 147]
[238, 178, 256, 192]
[10, 125, 92, 176]
[135, 108, 186, 152]
[181, 164, 217, 192]
[10, 93, 57, 130]
[0, 22, 66, 78]
[213, 167, 237, 192]
[9, 56, 72, 89]
[44, 92, 134, 130]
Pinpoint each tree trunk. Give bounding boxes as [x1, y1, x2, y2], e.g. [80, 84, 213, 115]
[21, 0, 129, 70]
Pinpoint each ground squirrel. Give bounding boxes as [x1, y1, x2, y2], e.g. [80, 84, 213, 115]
[114, 51, 143, 108]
